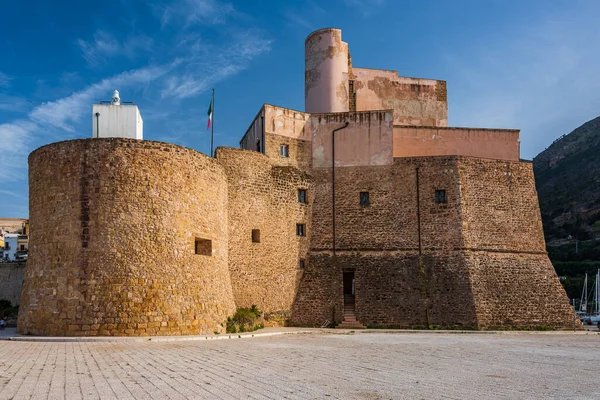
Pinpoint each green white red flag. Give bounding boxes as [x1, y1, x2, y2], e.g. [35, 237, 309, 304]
[207, 97, 213, 130]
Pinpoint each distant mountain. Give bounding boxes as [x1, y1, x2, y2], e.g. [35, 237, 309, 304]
[533, 116, 600, 244]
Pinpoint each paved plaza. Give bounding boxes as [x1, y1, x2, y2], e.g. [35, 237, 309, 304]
[0, 330, 599, 399]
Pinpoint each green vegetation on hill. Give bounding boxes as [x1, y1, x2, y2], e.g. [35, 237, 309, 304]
[534, 116, 600, 300]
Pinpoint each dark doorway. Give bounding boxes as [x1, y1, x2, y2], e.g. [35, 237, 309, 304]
[343, 270, 355, 305]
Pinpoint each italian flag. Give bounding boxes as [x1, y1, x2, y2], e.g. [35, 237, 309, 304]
[207, 97, 213, 130]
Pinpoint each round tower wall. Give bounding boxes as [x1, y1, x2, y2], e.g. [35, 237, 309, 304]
[305, 28, 349, 113]
[18, 138, 236, 336]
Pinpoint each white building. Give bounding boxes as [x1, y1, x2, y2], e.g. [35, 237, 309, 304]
[92, 90, 143, 139]
[2, 234, 18, 261]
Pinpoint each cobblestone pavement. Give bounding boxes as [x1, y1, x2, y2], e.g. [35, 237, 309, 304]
[0, 331, 599, 399]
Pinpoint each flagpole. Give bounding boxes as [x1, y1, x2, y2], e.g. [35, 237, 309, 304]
[211, 88, 214, 157]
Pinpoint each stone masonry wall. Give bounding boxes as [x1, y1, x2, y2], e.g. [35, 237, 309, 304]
[294, 158, 477, 327]
[458, 158, 577, 328]
[216, 147, 311, 322]
[353, 68, 448, 127]
[19, 139, 236, 336]
[265, 133, 312, 171]
[292, 156, 578, 329]
[0, 262, 25, 306]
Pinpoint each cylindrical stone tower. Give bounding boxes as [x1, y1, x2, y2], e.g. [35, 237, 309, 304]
[305, 28, 349, 114]
[18, 138, 236, 336]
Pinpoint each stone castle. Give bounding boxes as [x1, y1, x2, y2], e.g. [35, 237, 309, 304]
[17, 28, 579, 336]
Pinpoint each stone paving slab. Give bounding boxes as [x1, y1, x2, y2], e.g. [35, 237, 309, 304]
[0, 331, 599, 399]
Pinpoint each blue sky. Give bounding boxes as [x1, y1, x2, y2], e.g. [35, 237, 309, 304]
[1, 0, 600, 218]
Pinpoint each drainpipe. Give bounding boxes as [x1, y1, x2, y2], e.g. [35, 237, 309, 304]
[332, 121, 349, 258]
[415, 167, 422, 256]
[261, 115, 265, 155]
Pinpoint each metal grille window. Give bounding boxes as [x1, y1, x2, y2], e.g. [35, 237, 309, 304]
[296, 223, 305, 236]
[435, 190, 446, 203]
[298, 189, 307, 203]
[360, 191, 370, 205]
[280, 144, 289, 158]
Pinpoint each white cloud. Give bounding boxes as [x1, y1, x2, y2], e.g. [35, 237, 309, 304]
[0, 189, 21, 198]
[160, 0, 234, 28]
[30, 65, 171, 131]
[344, 0, 386, 16]
[77, 30, 154, 67]
[0, 72, 10, 88]
[446, 8, 600, 159]
[1, 0, 272, 192]
[0, 120, 37, 181]
[161, 32, 271, 99]
[0, 94, 29, 113]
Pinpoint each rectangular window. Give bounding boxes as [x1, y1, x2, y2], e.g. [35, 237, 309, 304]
[435, 190, 446, 203]
[280, 144, 289, 158]
[296, 223, 305, 237]
[298, 189, 307, 203]
[195, 238, 212, 256]
[256, 139, 261, 153]
[299, 259, 305, 268]
[360, 191, 370, 205]
[252, 229, 260, 243]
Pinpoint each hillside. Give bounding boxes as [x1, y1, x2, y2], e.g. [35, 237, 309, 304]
[533, 116, 600, 244]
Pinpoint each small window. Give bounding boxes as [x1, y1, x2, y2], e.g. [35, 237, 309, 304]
[252, 229, 260, 243]
[296, 223, 305, 237]
[298, 189, 307, 203]
[256, 139, 261, 153]
[195, 238, 212, 256]
[299, 259, 305, 268]
[435, 190, 446, 203]
[280, 144, 289, 158]
[360, 191, 370, 205]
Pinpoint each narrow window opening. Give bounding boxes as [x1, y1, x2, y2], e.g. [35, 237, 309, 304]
[252, 229, 261, 243]
[435, 190, 446, 203]
[360, 191, 370, 205]
[299, 259, 305, 269]
[256, 139, 261, 153]
[280, 144, 289, 158]
[296, 223, 306, 237]
[298, 189, 307, 203]
[195, 238, 212, 256]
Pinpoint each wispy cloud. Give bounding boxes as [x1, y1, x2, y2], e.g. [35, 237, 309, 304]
[447, 8, 600, 159]
[0, 64, 172, 182]
[0, 189, 21, 198]
[282, 10, 314, 31]
[160, 0, 234, 28]
[77, 30, 154, 67]
[2, 0, 272, 193]
[344, 0, 386, 16]
[161, 31, 271, 99]
[0, 120, 37, 181]
[0, 94, 29, 113]
[30, 64, 172, 131]
[0, 72, 10, 88]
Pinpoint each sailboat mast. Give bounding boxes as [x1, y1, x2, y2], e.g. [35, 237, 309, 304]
[597, 269, 599, 314]
[580, 274, 588, 313]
